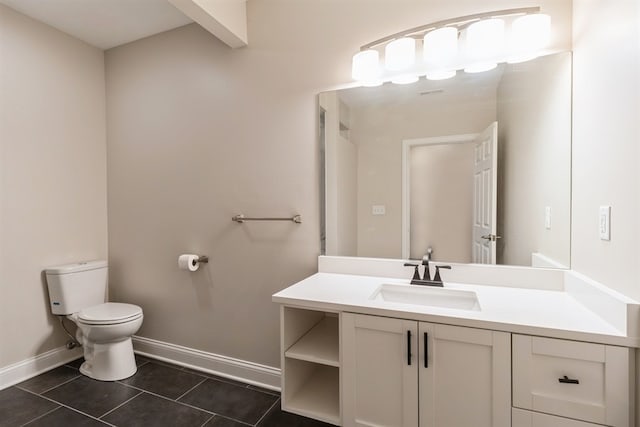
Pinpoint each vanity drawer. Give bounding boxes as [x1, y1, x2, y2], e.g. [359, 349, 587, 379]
[512, 335, 633, 427]
[512, 408, 603, 427]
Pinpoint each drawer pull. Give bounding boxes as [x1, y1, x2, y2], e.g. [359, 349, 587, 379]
[558, 375, 580, 384]
[424, 332, 428, 368]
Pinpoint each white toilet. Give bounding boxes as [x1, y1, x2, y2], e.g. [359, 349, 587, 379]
[45, 260, 143, 381]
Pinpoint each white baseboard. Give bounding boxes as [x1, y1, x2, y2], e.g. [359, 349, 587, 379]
[132, 336, 281, 391]
[0, 345, 82, 390]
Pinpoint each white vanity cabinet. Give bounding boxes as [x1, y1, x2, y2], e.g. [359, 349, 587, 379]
[512, 335, 634, 427]
[341, 313, 511, 427]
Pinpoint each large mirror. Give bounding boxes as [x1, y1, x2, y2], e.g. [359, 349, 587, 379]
[319, 52, 571, 268]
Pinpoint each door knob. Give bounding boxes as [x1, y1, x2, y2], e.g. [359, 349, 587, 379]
[480, 234, 502, 242]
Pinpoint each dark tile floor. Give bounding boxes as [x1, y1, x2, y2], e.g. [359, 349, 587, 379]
[0, 355, 333, 427]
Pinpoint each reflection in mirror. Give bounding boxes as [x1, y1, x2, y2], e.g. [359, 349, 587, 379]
[320, 52, 571, 269]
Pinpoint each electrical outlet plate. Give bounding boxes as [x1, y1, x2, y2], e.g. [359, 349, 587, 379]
[545, 206, 551, 229]
[599, 206, 611, 240]
[372, 205, 386, 215]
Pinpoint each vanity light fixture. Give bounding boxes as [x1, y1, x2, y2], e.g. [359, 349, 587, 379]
[351, 7, 551, 86]
[463, 18, 504, 73]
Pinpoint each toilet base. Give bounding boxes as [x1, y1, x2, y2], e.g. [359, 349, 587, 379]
[80, 337, 137, 381]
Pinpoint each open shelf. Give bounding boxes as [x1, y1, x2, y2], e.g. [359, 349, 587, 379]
[284, 363, 340, 425]
[281, 307, 341, 425]
[285, 316, 339, 367]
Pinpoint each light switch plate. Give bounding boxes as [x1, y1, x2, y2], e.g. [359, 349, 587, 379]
[372, 205, 386, 215]
[599, 206, 611, 240]
[545, 206, 551, 229]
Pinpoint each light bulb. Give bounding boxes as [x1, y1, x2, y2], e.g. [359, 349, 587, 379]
[466, 19, 504, 59]
[352, 49, 381, 85]
[423, 27, 458, 66]
[426, 70, 456, 80]
[508, 14, 551, 63]
[391, 74, 419, 85]
[385, 37, 416, 71]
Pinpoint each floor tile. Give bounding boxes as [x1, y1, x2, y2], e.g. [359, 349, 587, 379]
[247, 384, 280, 396]
[43, 376, 140, 418]
[66, 355, 149, 371]
[133, 355, 151, 367]
[0, 387, 59, 427]
[257, 401, 334, 427]
[203, 415, 249, 426]
[24, 406, 108, 426]
[202, 372, 251, 388]
[179, 379, 278, 425]
[17, 365, 80, 394]
[65, 357, 85, 370]
[102, 392, 212, 426]
[120, 361, 205, 399]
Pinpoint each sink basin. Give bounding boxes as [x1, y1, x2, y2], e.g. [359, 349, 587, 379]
[370, 284, 481, 311]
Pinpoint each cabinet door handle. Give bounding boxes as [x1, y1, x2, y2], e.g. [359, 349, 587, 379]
[558, 375, 580, 384]
[407, 330, 412, 366]
[424, 332, 428, 368]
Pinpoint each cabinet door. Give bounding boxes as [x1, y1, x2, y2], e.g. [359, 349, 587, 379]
[419, 323, 510, 427]
[512, 408, 604, 427]
[342, 313, 418, 427]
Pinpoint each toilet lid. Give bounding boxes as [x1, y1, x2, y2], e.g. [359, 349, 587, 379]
[78, 303, 142, 325]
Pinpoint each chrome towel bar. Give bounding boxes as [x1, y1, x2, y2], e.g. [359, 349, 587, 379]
[232, 214, 302, 224]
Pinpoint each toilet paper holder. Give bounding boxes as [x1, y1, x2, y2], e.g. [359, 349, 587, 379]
[196, 256, 209, 264]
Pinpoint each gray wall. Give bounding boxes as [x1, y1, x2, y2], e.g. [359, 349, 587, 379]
[497, 53, 572, 267]
[571, 0, 640, 300]
[351, 95, 495, 259]
[105, 0, 573, 368]
[0, 5, 107, 367]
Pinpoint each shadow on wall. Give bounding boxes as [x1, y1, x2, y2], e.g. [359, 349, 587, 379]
[33, 271, 78, 368]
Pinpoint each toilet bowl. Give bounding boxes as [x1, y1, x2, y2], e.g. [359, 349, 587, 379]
[45, 261, 144, 381]
[70, 302, 143, 381]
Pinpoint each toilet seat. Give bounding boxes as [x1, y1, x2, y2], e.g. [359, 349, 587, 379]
[78, 302, 142, 325]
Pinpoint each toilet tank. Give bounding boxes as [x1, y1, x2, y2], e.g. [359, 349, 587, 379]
[45, 260, 108, 315]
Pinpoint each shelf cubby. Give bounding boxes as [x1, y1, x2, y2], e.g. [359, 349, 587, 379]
[281, 307, 341, 425]
[283, 358, 340, 425]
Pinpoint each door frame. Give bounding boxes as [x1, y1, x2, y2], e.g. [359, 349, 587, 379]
[401, 133, 478, 260]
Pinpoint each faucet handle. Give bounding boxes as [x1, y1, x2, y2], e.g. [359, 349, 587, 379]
[404, 263, 421, 282]
[433, 265, 451, 282]
[421, 255, 432, 280]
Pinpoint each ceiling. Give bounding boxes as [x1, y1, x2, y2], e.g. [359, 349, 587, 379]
[0, 0, 193, 50]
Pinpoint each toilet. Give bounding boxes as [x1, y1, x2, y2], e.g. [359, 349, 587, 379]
[45, 260, 143, 381]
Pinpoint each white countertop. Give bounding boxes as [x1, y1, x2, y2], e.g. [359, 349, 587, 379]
[273, 272, 639, 347]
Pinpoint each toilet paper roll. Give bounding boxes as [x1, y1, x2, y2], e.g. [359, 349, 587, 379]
[178, 254, 200, 272]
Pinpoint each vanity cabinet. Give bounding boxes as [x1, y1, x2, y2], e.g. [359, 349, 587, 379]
[341, 313, 511, 427]
[278, 306, 635, 427]
[512, 335, 634, 427]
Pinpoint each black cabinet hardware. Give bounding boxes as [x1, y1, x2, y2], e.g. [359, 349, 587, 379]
[424, 332, 429, 368]
[558, 375, 579, 384]
[407, 330, 412, 365]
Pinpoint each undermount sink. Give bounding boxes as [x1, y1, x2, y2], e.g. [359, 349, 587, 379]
[370, 283, 481, 311]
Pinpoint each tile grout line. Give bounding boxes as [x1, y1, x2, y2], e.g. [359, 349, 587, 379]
[174, 377, 208, 401]
[17, 387, 117, 427]
[199, 414, 216, 427]
[213, 414, 254, 427]
[98, 390, 143, 420]
[253, 397, 280, 427]
[17, 373, 83, 395]
[117, 383, 219, 416]
[19, 405, 62, 427]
